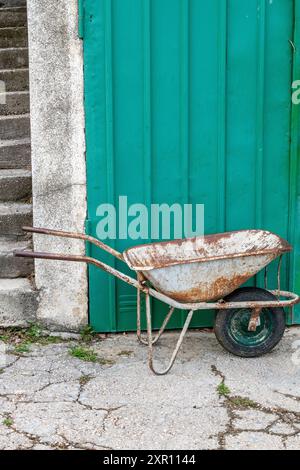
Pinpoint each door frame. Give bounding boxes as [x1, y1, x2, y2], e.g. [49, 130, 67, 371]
[288, 0, 300, 323]
[81, 0, 300, 329]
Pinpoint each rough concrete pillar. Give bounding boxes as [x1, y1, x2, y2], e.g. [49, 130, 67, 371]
[27, 0, 88, 330]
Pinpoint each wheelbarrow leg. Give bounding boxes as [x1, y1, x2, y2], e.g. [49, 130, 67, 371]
[145, 292, 194, 375]
[136, 287, 175, 346]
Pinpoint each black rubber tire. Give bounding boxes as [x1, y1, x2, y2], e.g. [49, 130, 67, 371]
[214, 287, 285, 358]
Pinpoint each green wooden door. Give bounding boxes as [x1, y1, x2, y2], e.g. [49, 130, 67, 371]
[82, 0, 300, 332]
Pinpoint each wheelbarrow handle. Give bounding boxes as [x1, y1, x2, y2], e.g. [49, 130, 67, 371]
[22, 226, 124, 261]
[14, 249, 146, 292]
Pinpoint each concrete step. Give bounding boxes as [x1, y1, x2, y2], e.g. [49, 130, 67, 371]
[0, 138, 30, 169]
[0, 202, 32, 236]
[0, 47, 28, 68]
[0, 169, 31, 201]
[0, 26, 27, 48]
[0, 7, 27, 28]
[0, 90, 29, 115]
[0, 278, 37, 327]
[0, 1, 26, 7]
[0, 114, 30, 139]
[0, 236, 33, 278]
[0, 68, 28, 91]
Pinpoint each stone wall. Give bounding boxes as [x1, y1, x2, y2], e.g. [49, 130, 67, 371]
[27, 0, 87, 330]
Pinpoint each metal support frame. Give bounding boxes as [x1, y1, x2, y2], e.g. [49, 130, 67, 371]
[145, 291, 194, 376]
[136, 286, 175, 346]
[136, 287, 299, 374]
[248, 307, 262, 332]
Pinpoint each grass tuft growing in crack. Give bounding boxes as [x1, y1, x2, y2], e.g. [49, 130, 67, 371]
[230, 396, 257, 409]
[69, 346, 116, 366]
[217, 382, 231, 397]
[69, 346, 98, 363]
[0, 323, 70, 349]
[14, 342, 31, 355]
[80, 325, 95, 343]
[0, 334, 10, 343]
[2, 417, 13, 427]
[213, 364, 260, 411]
[26, 323, 42, 340]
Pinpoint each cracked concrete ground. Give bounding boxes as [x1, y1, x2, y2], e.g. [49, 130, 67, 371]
[1, 326, 300, 450]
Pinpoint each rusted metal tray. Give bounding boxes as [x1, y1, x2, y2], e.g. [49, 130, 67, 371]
[124, 230, 291, 302]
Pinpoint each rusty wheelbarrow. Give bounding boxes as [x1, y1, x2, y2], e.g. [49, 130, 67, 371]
[14, 227, 299, 375]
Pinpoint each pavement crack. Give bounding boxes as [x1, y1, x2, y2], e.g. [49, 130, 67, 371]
[0, 356, 20, 372]
[102, 406, 124, 433]
[211, 364, 225, 381]
[1, 412, 43, 448]
[211, 364, 235, 449]
[210, 364, 300, 449]
[275, 391, 300, 403]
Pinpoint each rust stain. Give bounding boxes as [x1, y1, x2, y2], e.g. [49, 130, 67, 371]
[248, 307, 263, 332]
[154, 274, 251, 303]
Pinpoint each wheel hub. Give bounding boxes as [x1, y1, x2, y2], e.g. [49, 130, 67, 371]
[228, 308, 274, 347]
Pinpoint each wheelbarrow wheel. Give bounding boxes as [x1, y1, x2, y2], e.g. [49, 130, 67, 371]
[214, 287, 285, 358]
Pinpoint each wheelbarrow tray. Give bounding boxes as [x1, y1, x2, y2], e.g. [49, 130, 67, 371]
[123, 230, 291, 303]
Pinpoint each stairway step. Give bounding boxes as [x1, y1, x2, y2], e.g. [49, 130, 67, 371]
[0, 26, 27, 48]
[0, 237, 33, 278]
[0, 90, 29, 115]
[0, 1, 26, 7]
[0, 114, 30, 139]
[0, 278, 37, 327]
[0, 68, 28, 91]
[0, 7, 27, 28]
[0, 47, 28, 68]
[0, 169, 31, 201]
[0, 202, 32, 236]
[0, 138, 30, 169]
